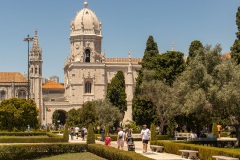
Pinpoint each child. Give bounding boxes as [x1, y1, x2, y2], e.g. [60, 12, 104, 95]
[105, 133, 111, 146]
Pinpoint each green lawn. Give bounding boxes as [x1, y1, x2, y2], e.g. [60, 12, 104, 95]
[37, 152, 106, 160]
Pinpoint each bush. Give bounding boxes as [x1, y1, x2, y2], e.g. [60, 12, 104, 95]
[212, 123, 218, 137]
[156, 135, 171, 140]
[150, 123, 157, 141]
[0, 132, 46, 136]
[87, 123, 95, 144]
[0, 143, 87, 160]
[104, 123, 109, 137]
[63, 123, 69, 142]
[151, 140, 240, 159]
[88, 144, 153, 160]
[0, 132, 65, 143]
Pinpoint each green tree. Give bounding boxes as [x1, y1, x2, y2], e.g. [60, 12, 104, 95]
[87, 123, 95, 144]
[210, 60, 240, 146]
[141, 70, 181, 134]
[188, 40, 204, 58]
[66, 108, 81, 127]
[93, 100, 122, 127]
[159, 51, 185, 86]
[52, 110, 60, 130]
[133, 36, 159, 126]
[231, 6, 240, 64]
[80, 101, 97, 127]
[0, 98, 39, 131]
[174, 45, 221, 133]
[106, 71, 127, 115]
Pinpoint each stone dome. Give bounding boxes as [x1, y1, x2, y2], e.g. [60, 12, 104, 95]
[71, 2, 101, 35]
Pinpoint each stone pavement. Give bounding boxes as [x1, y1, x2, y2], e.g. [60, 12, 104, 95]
[69, 136, 187, 160]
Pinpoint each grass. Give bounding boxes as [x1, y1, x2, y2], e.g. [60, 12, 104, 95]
[37, 152, 106, 160]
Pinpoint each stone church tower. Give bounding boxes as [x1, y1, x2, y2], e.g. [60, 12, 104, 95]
[63, 1, 141, 123]
[29, 30, 43, 120]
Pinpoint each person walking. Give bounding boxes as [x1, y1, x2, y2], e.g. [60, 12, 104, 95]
[70, 127, 74, 140]
[141, 124, 151, 153]
[75, 126, 79, 139]
[217, 124, 222, 138]
[81, 126, 87, 141]
[105, 133, 111, 146]
[117, 127, 125, 150]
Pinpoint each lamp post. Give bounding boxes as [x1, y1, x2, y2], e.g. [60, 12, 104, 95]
[24, 35, 33, 99]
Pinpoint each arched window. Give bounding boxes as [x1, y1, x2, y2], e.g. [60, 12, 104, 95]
[18, 90, 27, 99]
[0, 90, 6, 100]
[85, 49, 90, 63]
[85, 81, 92, 93]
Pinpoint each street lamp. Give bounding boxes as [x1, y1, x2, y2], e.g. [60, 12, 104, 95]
[24, 35, 33, 99]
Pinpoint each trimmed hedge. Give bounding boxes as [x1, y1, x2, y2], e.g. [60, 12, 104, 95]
[151, 140, 240, 160]
[156, 135, 171, 140]
[0, 143, 87, 160]
[88, 144, 153, 160]
[0, 132, 67, 143]
[0, 132, 46, 136]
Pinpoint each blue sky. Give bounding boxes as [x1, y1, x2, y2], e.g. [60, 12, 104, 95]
[0, 0, 239, 82]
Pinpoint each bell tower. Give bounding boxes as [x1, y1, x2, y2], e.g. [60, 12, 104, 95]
[29, 30, 43, 122]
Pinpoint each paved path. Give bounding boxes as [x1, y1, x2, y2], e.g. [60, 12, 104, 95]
[69, 137, 187, 160]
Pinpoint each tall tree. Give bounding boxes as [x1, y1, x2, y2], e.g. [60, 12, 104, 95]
[210, 60, 240, 146]
[231, 6, 240, 64]
[106, 71, 127, 115]
[187, 40, 203, 64]
[141, 70, 181, 134]
[133, 36, 159, 126]
[80, 101, 97, 127]
[0, 98, 39, 131]
[159, 51, 185, 86]
[66, 108, 81, 127]
[93, 100, 123, 127]
[174, 45, 221, 133]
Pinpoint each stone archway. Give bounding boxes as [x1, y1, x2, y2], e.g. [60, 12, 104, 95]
[53, 110, 67, 125]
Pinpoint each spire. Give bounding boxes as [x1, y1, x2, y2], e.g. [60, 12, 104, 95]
[84, 1, 88, 8]
[172, 42, 175, 51]
[31, 29, 41, 53]
[128, 50, 132, 63]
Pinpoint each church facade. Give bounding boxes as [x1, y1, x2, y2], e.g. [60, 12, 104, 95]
[61, 2, 141, 123]
[0, 2, 142, 125]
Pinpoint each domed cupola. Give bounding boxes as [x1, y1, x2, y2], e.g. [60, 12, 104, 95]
[71, 1, 102, 36]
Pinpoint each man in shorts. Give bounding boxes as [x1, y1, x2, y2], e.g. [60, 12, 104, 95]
[117, 127, 125, 150]
[141, 124, 151, 153]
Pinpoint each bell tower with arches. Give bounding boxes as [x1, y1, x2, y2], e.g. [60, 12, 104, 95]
[29, 30, 43, 122]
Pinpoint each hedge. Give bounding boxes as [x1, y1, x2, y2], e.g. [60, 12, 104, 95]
[88, 144, 153, 160]
[0, 143, 87, 160]
[0, 132, 47, 136]
[151, 140, 240, 160]
[0, 132, 67, 143]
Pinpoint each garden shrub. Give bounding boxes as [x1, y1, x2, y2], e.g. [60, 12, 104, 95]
[150, 123, 157, 141]
[156, 135, 171, 140]
[87, 123, 95, 144]
[88, 144, 153, 160]
[63, 123, 69, 142]
[151, 140, 240, 160]
[0, 132, 65, 143]
[0, 143, 87, 160]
